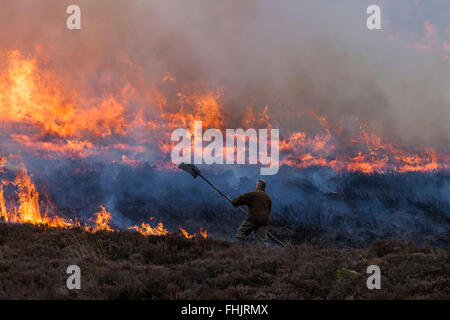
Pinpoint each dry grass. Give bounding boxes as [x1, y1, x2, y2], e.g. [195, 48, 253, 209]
[0, 222, 448, 299]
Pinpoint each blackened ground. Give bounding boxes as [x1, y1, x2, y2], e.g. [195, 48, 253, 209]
[21, 161, 450, 248]
[0, 222, 448, 299]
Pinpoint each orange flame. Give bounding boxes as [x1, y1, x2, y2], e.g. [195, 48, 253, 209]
[0, 166, 208, 240]
[179, 226, 195, 239]
[0, 48, 448, 176]
[178, 226, 208, 239]
[89, 205, 114, 232]
[129, 219, 169, 236]
[0, 168, 71, 227]
[0, 50, 127, 140]
[200, 227, 207, 239]
[0, 185, 8, 222]
[280, 121, 449, 174]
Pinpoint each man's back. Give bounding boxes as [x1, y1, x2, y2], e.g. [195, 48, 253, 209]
[232, 190, 272, 226]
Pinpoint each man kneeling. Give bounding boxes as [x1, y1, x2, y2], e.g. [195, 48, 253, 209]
[232, 179, 272, 246]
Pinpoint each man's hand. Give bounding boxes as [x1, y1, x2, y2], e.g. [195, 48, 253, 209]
[231, 198, 239, 207]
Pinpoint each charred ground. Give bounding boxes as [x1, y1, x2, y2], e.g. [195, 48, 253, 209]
[0, 222, 448, 299]
[21, 163, 449, 248]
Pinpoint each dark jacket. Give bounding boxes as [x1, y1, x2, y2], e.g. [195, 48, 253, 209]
[232, 190, 272, 226]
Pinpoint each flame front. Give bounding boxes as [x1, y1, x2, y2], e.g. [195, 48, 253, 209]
[0, 49, 447, 174]
[0, 168, 71, 227]
[0, 166, 207, 239]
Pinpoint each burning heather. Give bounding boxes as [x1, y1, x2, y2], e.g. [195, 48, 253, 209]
[0, 167, 71, 228]
[0, 49, 448, 174]
[0, 166, 207, 240]
[88, 206, 114, 232]
[129, 218, 169, 237]
[0, 0, 448, 249]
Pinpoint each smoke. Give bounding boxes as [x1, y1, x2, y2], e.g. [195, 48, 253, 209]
[0, 0, 449, 150]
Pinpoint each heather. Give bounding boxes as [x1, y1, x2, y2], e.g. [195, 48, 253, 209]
[0, 222, 448, 299]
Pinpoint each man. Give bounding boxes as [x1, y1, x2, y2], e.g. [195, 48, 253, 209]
[232, 179, 272, 246]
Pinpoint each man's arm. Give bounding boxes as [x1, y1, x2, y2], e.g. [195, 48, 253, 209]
[231, 192, 254, 207]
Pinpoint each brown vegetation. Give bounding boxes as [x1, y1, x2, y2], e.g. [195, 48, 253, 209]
[0, 222, 448, 299]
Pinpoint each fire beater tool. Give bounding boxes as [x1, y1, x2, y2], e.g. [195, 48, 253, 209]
[178, 163, 284, 246]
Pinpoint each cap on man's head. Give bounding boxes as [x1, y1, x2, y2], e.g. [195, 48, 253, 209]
[257, 179, 266, 190]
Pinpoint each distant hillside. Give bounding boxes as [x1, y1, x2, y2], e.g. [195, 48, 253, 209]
[0, 222, 448, 299]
